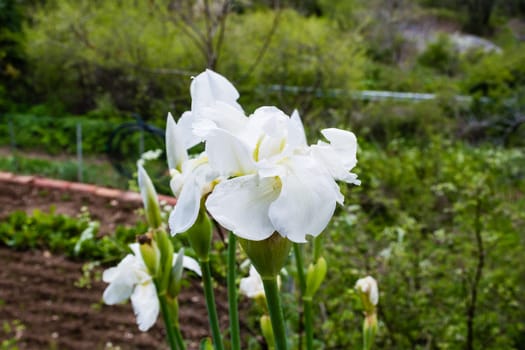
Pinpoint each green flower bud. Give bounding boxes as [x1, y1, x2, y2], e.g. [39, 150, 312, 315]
[137, 233, 160, 276]
[260, 314, 275, 349]
[168, 248, 185, 297]
[138, 165, 163, 229]
[305, 256, 327, 299]
[239, 233, 291, 279]
[186, 206, 213, 262]
[155, 229, 174, 293]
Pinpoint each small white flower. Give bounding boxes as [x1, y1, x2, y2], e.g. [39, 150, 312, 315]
[355, 276, 379, 306]
[102, 244, 201, 331]
[240, 265, 265, 299]
[102, 243, 158, 331]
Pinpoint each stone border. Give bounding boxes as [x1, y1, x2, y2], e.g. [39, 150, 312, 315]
[0, 171, 177, 206]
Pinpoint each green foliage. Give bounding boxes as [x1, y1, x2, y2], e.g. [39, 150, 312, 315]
[320, 139, 525, 349]
[0, 114, 119, 154]
[417, 34, 460, 76]
[0, 207, 148, 263]
[462, 47, 525, 101]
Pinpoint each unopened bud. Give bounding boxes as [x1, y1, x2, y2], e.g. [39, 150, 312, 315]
[168, 248, 185, 297]
[155, 229, 174, 293]
[260, 315, 275, 349]
[138, 233, 160, 276]
[305, 256, 327, 299]
[355, 276, 378, 313]
[138, 165, 163, 229]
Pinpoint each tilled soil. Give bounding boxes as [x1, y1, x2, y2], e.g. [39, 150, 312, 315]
[0, 178, 238, 350]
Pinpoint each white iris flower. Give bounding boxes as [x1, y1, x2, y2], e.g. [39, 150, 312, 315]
[167, 69, 359, 243]
[102, 243, 201, 331]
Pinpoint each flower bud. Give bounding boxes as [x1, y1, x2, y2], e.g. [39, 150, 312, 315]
[137, 233, 160, 276]
[239, 233, 291, 279]
[185, 205, 213, 261]
[168, 248, 185, 297]
[155, 229, 174, 292]
[260, 315, 275, 349]
[355, 276, 378, 313]
[305, 256, 327, 299]
[138, 165, 163, 229]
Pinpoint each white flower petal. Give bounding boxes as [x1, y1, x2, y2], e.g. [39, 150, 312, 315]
[178, 111, 202, 148]
[312, 128, 359, 184]
[355, 276, 379, 306]
[190, 69, 243, 112]
[269, 156, 338, 243]
[240, 265, 265, 299]
[194, 102, 247, 138]
[288, 110, 307, 149]
[131, 283, 160, 331]
[169, 177, 201, 235]
[205, 129, 256, 176]
[206, 175, 279, 240]
[102, 255, 139, 305]
[179, 254, 202, 276]
[166, 113, 189, 170]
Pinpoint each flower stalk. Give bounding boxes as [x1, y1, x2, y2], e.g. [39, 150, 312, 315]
[227, 232, 241, 350]
[158, 292, 181, 350]
[262, 276, 288, 350]
[201, 260, 225, 350]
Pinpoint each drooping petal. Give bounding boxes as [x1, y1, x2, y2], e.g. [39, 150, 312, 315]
[102, 255, 139, 305]
[269, 156, 338, 243]
[174, 254, 202, 276]
[166, 113, 189, 171]
[206, 174, 279, 241]
[131, 282, 160, 331]
[205, 129, 256, 176]
[190, 69, 243, 112]
[169, 177, 201, 235]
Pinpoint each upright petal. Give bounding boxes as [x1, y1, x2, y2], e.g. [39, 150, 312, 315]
[205, 129, 256, 176]
[206, 174, 279, 241]
[166, 113, 188, 171]
[190, 69, 243, 112]
[131, 283, 160, 331]
[288, 109, 308, 149]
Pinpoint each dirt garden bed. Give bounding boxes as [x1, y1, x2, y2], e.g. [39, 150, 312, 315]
[0, 174, 252, 349]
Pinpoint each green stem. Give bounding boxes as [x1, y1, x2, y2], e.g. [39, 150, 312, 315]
[262, 277, 288, 350]
[158, 293, 179, 350]
[174, 327, 186, 350]
[293, 243, 306, 294]
[303, 297, 314, 350]
[227, 233, 241, 350]
[293, 243, 306, 350]
[201, 260, 225, 350]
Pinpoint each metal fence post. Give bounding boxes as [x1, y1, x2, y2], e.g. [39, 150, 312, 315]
[76, 122, 83, 183]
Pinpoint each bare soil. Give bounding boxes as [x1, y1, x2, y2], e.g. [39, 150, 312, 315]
[0, 181, 244, 349]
